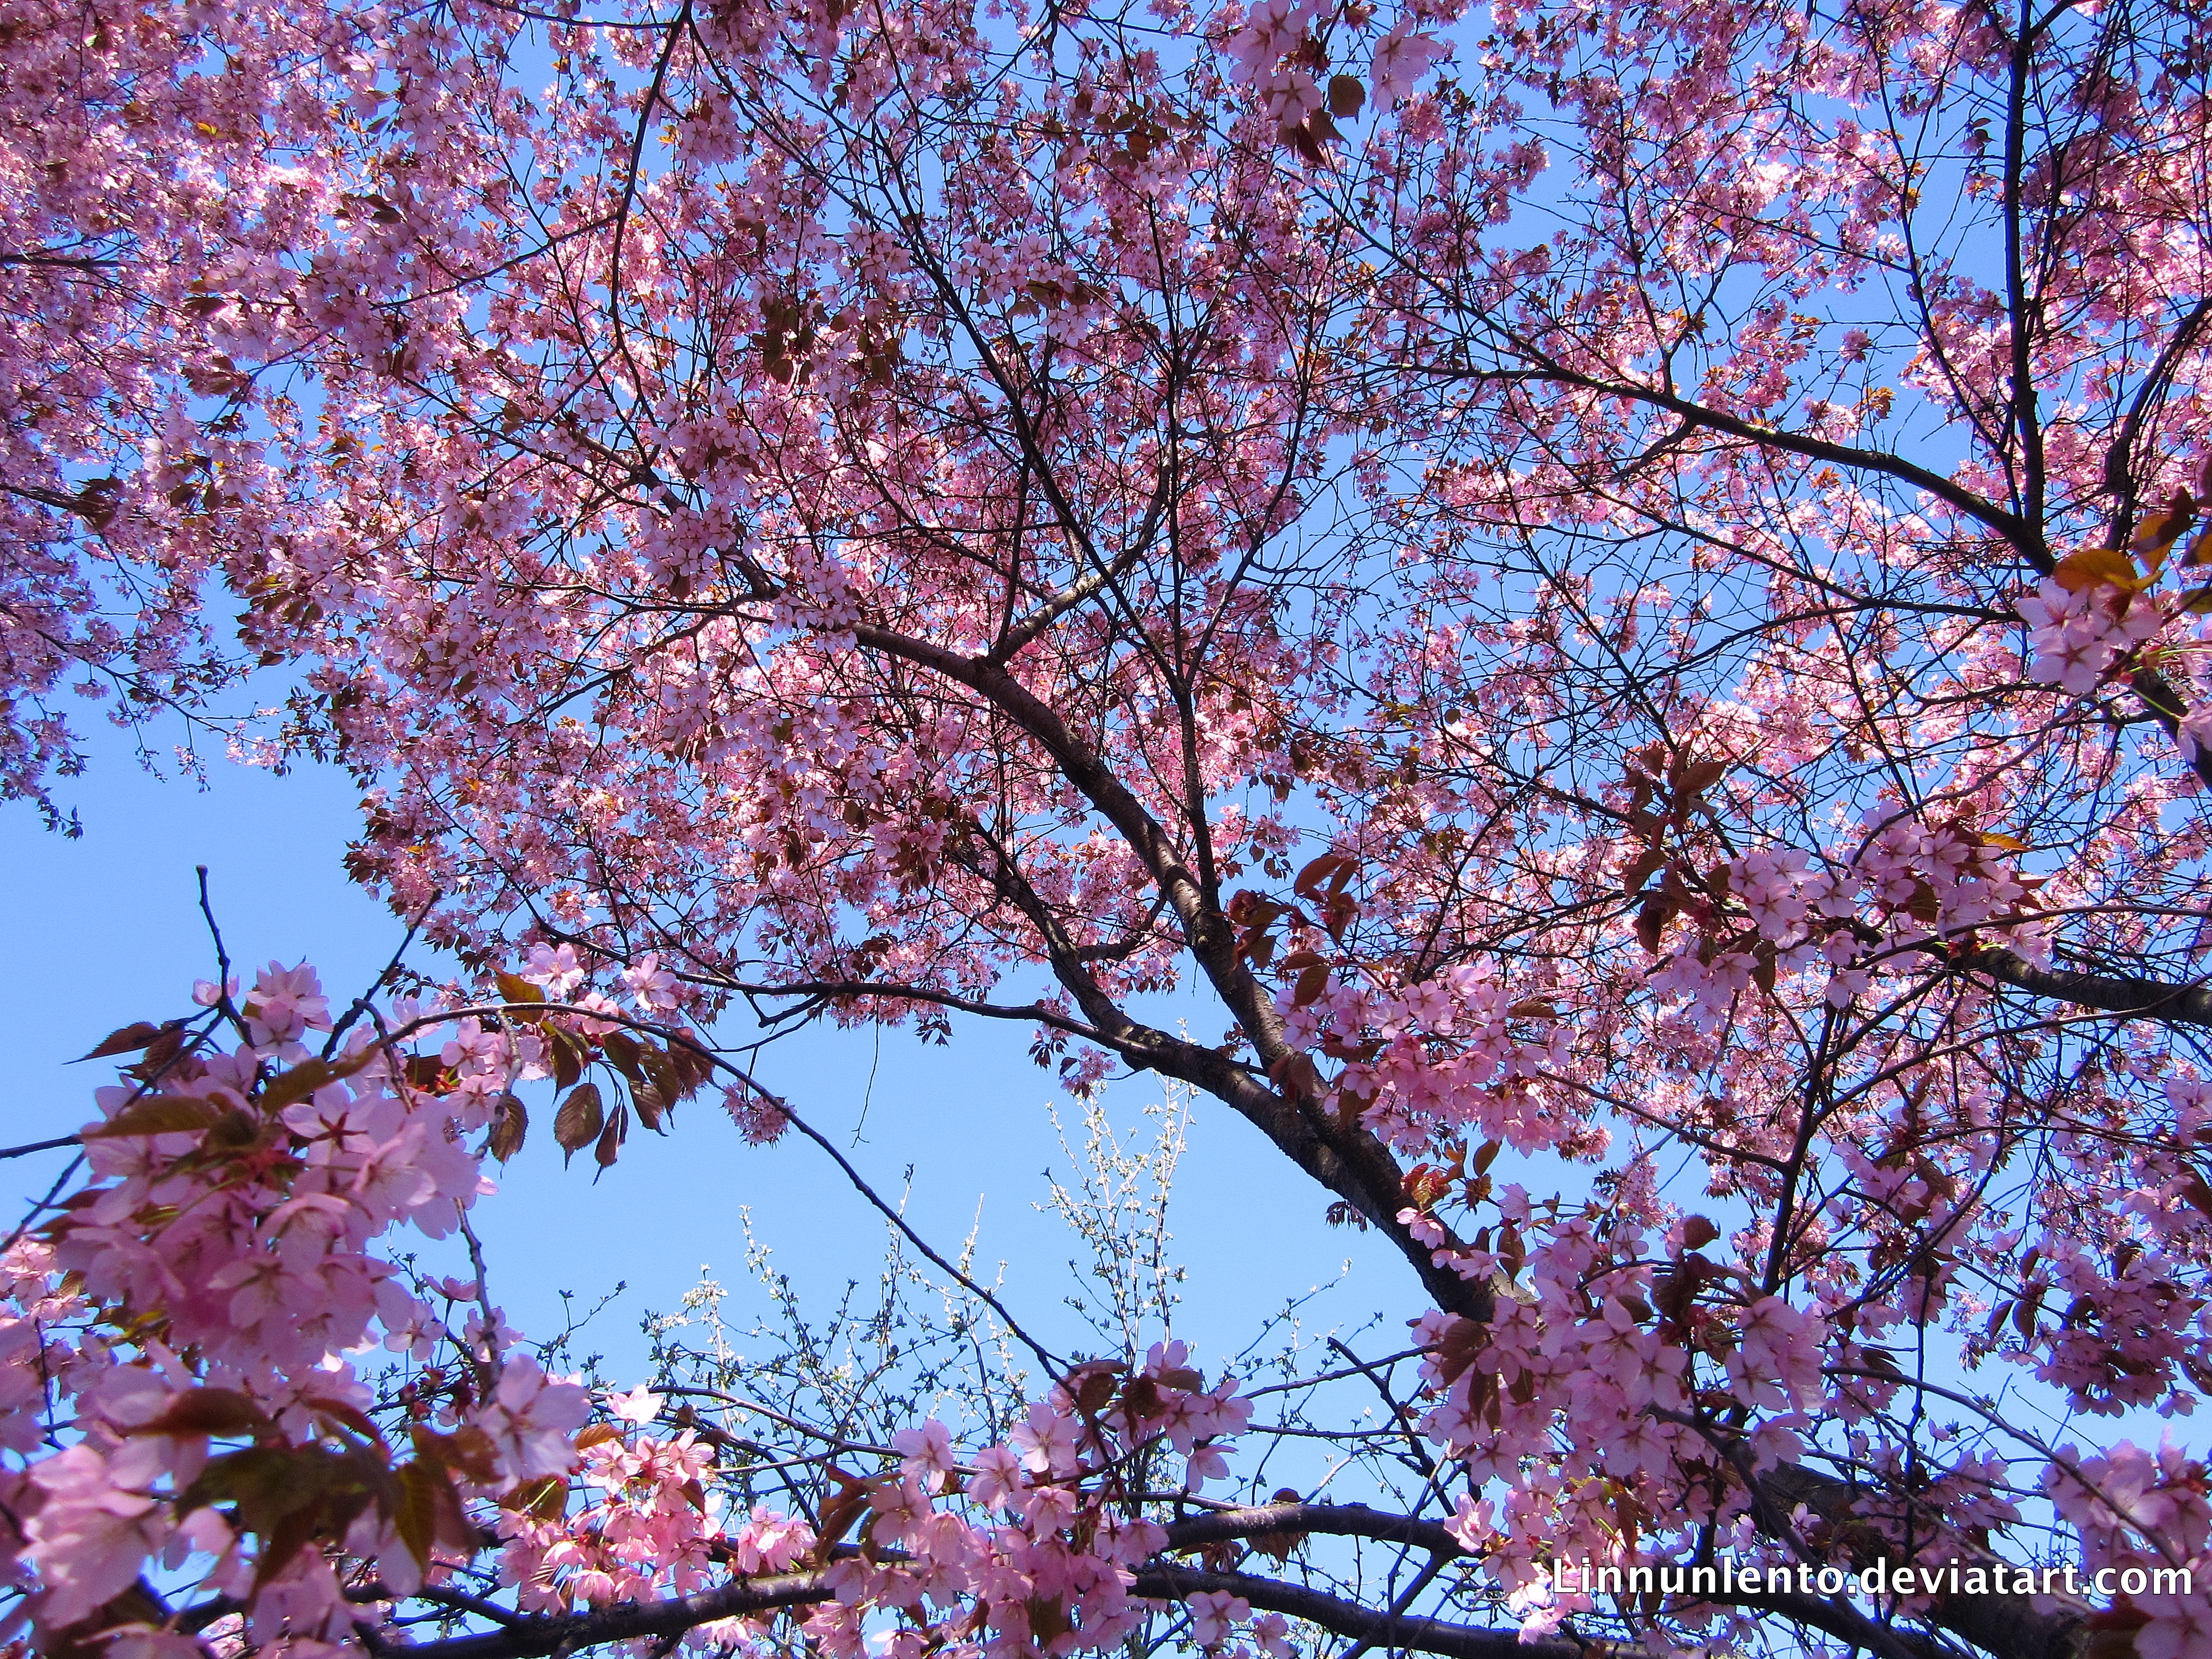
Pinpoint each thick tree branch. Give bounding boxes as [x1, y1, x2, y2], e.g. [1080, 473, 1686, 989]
[353, 1570, 833, 1659]
[846, 620, 1490, 1319]
[1761, 1463, 2088, 1659]
[1960, 946, 2212, 1026]
[989, 457, 1175, 662]
[1130, 1565, 1618, 1659]
[1161, 1501, 1459, 1557]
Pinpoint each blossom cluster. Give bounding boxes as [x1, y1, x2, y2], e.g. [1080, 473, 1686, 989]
[0, 965, 1280, 1657]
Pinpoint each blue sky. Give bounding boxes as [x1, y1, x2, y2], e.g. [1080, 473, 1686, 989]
[2, 733, 1412, 1395]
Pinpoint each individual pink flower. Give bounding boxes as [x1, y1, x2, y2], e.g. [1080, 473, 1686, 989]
[521, 942, 587, 999]
[478, 1354, 591, 1479]
[1189, 1589, 1250, 1647]
[192, 975, 238, 1008]
[892, 1417, 958, 1491]
[1010, 1400, 1082, 1475]
[968, 1443, 1026, 1512]
[622, 952, 682, 1010]
[607, 1383, 664, 1425]
[1184, 1439, 1230, 1488]
[243, 961, 332, 1046]
[1371, 18, 1448, 103]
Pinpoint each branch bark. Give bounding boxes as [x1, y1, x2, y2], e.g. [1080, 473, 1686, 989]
[272, 1498, 2085, 1659]
[1961, 945, 2212, 1026]
[845, 620, 1492, 1320]
[353, 1571, 832, 1659]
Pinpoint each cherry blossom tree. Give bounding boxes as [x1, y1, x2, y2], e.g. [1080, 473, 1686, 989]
[7, 0, 2212, 1653]
[0, 0, 524, 824]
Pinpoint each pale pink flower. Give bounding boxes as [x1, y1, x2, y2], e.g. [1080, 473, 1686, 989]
[1009, 1400, 1082, 1475]
[1190, 1589, 1250, 1646]
[608, 1384, 664, 1425]
[892, 1418, 958, 1491]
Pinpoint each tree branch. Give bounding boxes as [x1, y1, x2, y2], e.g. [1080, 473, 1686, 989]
[354, 1571, 833, 1659]
[1960, 945, 2212, 1026]
[1130, 1565, 1614, 1659]
[1425, 357, 2042, 567]
[844, 620, 1491, 1319]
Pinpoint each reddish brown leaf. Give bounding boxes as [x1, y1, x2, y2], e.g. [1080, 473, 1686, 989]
[554, 1082, 604, 1162]
[502, 1475, 567, 1521]
[1619, 845, 1667, 894]
[79, 1021, 167, 1060]
[1068, 1360, 1124, 1414]
[1429, 1315, 1484, 1385]
[496, 971, 547, 1006]
[488, 1093, 528, 1162]
[1293, 851, 1355, 902]
[87, 1097, 223, 1138]
[594, 1100, 629, 1170]
[259, 1046, 376, 1111]
[123, 1386, 270, 1438]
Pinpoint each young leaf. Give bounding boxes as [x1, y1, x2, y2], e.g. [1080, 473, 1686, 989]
[496, 971, 546, 1006]
[545, 1025, 585, 1091]
[1620, 845, 1668, 894]
[2049, 545, 2144, 593]
[87, 1097, 223, 1138]
[259, 1046, 376, 1111]
[554, 1082, 605, 1163]
[488, 1093, 528, 1162]
[502, 1475, 568, 1521]
[78, 1020, 168, 1061]
[1293, 851, 1355, 903]
[602, 1030, 646, 1086]
[392, 1459, 455, 1569]
[594, 1100, 629, 1171]
[122, 1386, 270, 1438]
